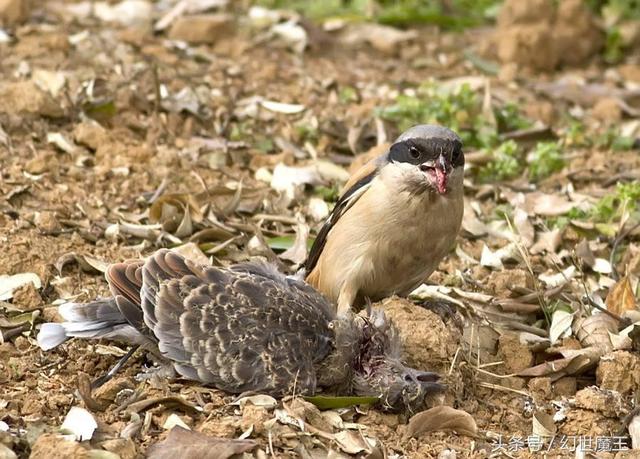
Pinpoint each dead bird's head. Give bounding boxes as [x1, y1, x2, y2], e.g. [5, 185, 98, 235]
[346, 308, 444, 413]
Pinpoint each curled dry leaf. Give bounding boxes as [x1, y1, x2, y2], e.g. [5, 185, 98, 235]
[573, 313, 619, 351]
[513, 207, 534, 247]
[260, 99, 306, 114]
[55, 252, 109, 274]
[522, 192, 580, 217]
[405, 406, 478, 439]
[480, 243, 519, 269]
[606, 275, 638, 317]
[532, 410, 556, 437]
[147, 426, 256, 459]
[333, 430, 376, 455]
[149, 193, 204, 238]
[549, 310, 574, 345]
[517, 348, 600, 380]
[231, 394, 277, 409]
[530, 228, 562, 255]
[539, 266, 576, 287]
[169, 243, 210, 266]
[162, 413, 190, 431]
[280, 223, 310, 265]
[630, 414, 640, 450]
[125, 396, 200, 414]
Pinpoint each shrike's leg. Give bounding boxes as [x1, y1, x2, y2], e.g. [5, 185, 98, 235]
[337, 283, 358, 317]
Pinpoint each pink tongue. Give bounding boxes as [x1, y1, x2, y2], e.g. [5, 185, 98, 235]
[435, 168, 447, 194]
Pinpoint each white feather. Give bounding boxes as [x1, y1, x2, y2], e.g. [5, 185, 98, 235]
[37, 323, 68, 350]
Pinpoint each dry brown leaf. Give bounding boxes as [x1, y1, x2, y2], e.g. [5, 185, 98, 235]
[125, 396, 200, 414]
[630, 414, 640, 450]
[517, 348, 600, 381]
[170, 243, 210, 266]
[530, 229, 563, 255]
[149, 193, 204, 237]
[405, 406, 477, 439]
[55, 252, 109, 274]
[573, 314, 618, 351]
[522, 192, 578, 217]
[606, 275, 638, 317]
[333, 430, 375, 455]
[147, 426, 256, 459]
[280, 222, 309, 266]
[532, 410, 556, 437]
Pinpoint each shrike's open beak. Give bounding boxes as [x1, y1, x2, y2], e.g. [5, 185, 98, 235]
[419, 154, 450, 194]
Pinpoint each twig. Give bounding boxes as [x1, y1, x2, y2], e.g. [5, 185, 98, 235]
[609, 221, 640, 281]
[477, 382, 530, 397]
[448, 347, 461, 376]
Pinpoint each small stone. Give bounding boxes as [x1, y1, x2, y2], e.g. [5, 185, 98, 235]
[34, 211, 61, 235]
[73, 121, 109, 151]
[25, 152, 54, 175]
[0, 0, 29, 25]
[591, 97, 622, 124]
[93, 377, 135, 405]
[0, 82, 64, 118]
[552, 377, 577, 397]
[168, 14, 234, 45]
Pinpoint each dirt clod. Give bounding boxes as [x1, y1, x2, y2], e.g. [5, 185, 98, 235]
[596, 351, 640, 395]
[168, 14, 235, 45]
[29, 434, 89, 459]
[0, 81, 64, 118]
[497, 333, 534, 373]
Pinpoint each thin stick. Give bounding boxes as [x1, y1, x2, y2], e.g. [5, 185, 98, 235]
[477, 381, 530, 397]
[91, 345, 139, 390]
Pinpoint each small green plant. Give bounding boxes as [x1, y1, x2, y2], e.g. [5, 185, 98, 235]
[378, 82, 531, 149]
[594, 127, 636, 151]
[555, 181, 640, 226]
[338, 86, 359, 104]
[528, 142, 565, 180]
[377, 83, 483, 147]
[494, 102, 532, 133]
[604, 27, 624, 63]
[255, 0, 501, 28]
[563, 120, 590, 148]
[478, 140, 523, 182]
[294, 122, 319, 143]
[591, 181, 640, 222]
[314, 185, 340, 202]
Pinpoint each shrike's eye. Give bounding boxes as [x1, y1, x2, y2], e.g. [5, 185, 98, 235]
[409, 146, 420, 159]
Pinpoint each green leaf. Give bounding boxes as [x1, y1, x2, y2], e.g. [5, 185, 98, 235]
[266, 236, 314, 251]
[83, 100, 117, 121]
[304, 395, 380, 410]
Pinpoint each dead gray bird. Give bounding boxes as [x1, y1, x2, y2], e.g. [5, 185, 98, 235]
[38, 249, 442, 412]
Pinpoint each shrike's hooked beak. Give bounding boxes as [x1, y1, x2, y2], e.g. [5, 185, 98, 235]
[419, 153, 450, 194]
